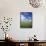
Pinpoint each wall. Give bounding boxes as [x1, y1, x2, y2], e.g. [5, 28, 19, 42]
[0, 0, 46, 40]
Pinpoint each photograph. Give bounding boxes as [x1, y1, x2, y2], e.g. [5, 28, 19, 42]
[20, 12, 32, 28]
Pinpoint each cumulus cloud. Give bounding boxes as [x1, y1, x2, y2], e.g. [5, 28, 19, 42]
[21, 15, 26, 21]
[21, 15, 32, 22]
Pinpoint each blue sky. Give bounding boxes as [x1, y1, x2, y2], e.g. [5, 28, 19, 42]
[20, 12, 32, 22]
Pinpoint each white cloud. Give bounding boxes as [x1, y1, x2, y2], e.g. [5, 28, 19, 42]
[28, 17, 32, 22]
[25, 19, 28, 21]
[21, 15, 32, 22]
[21, 15, 26, 21]
[29, 19, 32, 22]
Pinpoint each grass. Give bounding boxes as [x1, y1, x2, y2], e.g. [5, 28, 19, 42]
[20, 21, 32, 28]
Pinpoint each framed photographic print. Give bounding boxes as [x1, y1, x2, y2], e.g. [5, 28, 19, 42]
[20, 12, 32, 28]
